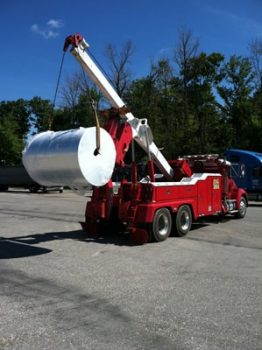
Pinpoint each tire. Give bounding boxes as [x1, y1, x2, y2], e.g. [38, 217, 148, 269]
[236, 196, 247, 219]
[175, 205, 192, 237]
[150, 208, 172, 242]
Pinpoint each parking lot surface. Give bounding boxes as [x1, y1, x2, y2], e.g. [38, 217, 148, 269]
[0, 190, 261, 350]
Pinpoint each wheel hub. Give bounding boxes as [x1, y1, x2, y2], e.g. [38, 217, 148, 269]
[158, 214, 169, 236]
[181, 212, 190, 231]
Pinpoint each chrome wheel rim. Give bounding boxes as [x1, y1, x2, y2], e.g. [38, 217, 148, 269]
[181, 211, 190, 231]
[239, 199, 246, 216]
[158, 214, 169, 236]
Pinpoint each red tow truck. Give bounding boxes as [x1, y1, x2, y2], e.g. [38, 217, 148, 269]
[63, 34, 248, 244]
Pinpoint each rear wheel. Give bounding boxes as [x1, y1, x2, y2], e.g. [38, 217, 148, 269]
[236, 196, 247, 219]
[175, 205, 192, 236]
[150, 208, 172, 242]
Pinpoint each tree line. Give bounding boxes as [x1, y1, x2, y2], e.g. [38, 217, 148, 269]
[1, 30, 261, 166]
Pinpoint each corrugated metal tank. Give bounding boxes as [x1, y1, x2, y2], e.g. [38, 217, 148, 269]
[22, 127, 116, 191]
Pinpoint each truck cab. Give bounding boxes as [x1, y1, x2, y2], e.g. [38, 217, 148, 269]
[225, 149, 262, 201]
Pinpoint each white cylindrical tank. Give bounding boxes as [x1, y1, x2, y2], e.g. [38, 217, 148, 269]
[22, 127, 116, 190]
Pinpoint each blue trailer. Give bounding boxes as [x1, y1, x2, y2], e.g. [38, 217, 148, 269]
[225, 149, 262, 201]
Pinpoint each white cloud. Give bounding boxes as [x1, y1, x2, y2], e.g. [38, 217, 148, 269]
[31, 24, 39, 32]
[30, 19, 64, 39]
[47, 19, 63, 29]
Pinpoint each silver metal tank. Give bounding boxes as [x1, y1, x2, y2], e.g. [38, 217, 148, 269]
[22, 127, 116, 191]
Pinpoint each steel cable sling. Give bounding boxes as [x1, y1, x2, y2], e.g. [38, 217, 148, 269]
[51, 41, 101, 156]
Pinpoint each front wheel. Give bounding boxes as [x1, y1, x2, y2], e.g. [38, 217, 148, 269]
[175, 205, 192, 236]
[150, 208, 172, 242]
[236, 196, 247, 219]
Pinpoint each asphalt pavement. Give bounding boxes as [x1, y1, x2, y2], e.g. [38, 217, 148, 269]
[0, 190, 261, 350]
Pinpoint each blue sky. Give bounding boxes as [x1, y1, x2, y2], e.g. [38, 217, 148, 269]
[1, 0, 261, 103]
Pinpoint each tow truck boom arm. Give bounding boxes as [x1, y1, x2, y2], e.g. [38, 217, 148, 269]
[64, 33, 173, 179]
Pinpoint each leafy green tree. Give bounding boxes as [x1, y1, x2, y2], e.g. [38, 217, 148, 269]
[249, 38, 262, 90]
[124, 75, 163, 161]
[0, 99, 30, 140]
[0, 99, 31, 165]
[250, 89, 262, 150]
[0, 116, 24, 165]
[185, 52, 225, 153]
[0, 120, 24, 166]
[29, 97, 54, 132]
[126, 52, 226, 158]
[125, 76, 159, 124]
[217, 55, 255, 148]
[149, 60, 175, 156]
[51, 92, 99, 131]
[173, 28, 199, 128]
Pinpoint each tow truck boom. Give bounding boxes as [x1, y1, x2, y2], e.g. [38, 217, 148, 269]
[63, 33, 173, 179]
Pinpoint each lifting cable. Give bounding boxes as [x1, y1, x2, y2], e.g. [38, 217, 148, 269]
[77, 46, 101, 155]
[51, 43, 101, 155]
[49, 51, 66, 130]
[91, 100, 101, 155]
